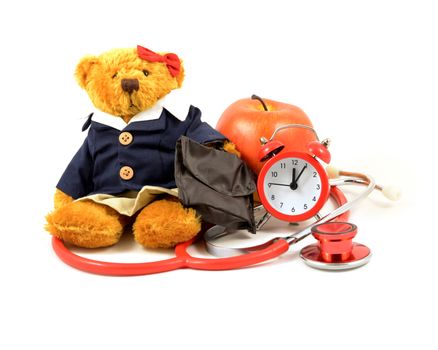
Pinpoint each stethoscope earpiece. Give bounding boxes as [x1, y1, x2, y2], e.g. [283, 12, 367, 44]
[381, 186, 402, 201]
[326, 165, 340, 179]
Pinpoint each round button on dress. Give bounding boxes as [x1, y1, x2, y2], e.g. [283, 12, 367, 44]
[119, 132, 133, 145]
[119, 166, 134, 180]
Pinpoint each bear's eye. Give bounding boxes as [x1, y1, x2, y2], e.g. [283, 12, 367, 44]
[112, 72, 118, 79]
[143, 69, 149, 77]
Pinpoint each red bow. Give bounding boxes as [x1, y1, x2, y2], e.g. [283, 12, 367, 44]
[137, 45, 181, 78]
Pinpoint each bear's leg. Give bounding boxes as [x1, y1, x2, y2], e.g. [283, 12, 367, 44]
[133, 196, 201, 248]
[46, 200, 127, 248]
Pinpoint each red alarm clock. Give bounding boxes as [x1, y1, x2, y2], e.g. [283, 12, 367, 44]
[257, 125, 331, 222]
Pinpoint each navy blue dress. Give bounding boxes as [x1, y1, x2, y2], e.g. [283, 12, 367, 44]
[57, 106, 226, 199]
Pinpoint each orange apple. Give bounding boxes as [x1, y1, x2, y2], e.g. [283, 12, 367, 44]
[216, 95, 316, 174]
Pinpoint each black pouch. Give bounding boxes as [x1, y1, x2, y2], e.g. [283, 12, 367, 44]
[175, 136, 256, 233]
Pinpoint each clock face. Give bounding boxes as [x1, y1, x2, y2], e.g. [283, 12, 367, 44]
[257, 152, 329, 222]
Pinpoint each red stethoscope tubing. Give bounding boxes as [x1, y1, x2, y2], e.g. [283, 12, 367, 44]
[52, 186, 348, 276]
[51, 237, 289, 276]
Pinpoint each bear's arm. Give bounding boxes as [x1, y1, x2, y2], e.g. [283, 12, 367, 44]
[54, 189, 74, 209]
[56, 137, 94, 200]
[184, 113, 241, 157]
[223, 141, 241, 157]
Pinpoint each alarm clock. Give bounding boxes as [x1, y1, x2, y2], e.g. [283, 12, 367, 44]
[257, 131, 331, 222]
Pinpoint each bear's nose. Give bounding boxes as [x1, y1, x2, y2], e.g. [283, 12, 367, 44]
[121, 79, 139, 93]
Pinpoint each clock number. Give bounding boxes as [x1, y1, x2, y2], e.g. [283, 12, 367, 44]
[312, 196, 316, 202]
[316, 184, 320, 190]
[304, 204, 308, 210]
[271, 195, 275, 200]
[313, 171, 317, 178]
[291, 160, 298, 165]
[271, 171, 278, 177]
[291, 207, 295, 213]
[280, 202, 283, 208]
[280, 163, 286, 169]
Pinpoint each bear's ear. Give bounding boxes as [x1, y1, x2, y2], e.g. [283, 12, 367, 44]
[75, 55, 99, 89]
[176, 62, 185, 88]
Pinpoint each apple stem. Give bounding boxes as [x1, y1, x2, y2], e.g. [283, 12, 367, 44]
[251, 94, 268, 111]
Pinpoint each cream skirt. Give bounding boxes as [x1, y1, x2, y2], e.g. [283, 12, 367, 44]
[77, 186, 179, 216]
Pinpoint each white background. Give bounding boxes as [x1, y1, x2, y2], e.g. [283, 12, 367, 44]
[0, 1, 434, 349]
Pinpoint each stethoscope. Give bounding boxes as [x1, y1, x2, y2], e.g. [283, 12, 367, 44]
[52, 125, 400, 275]
[52, 174, 396, 275]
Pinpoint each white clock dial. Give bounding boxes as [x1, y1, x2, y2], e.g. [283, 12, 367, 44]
[263, 157, 322, 216]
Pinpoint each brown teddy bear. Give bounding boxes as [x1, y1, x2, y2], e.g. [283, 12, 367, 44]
[46, 45, 237, 249]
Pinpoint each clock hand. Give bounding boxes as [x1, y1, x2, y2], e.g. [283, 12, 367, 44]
[267, 182, 290, 188]
[291, 167, 298, 190]
[291, 164, 307, 190]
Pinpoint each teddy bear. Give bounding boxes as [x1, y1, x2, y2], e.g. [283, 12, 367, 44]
[46, 45, 238, 249]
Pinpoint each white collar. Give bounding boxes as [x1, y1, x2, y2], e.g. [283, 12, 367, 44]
[91, 89, 191, 131]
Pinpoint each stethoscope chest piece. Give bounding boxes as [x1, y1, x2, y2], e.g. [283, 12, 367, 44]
[300, 222, 372, 271]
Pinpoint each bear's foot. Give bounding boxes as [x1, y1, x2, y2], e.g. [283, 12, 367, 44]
[46, 200, 126, 248]
[133, 196, 201, 248]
